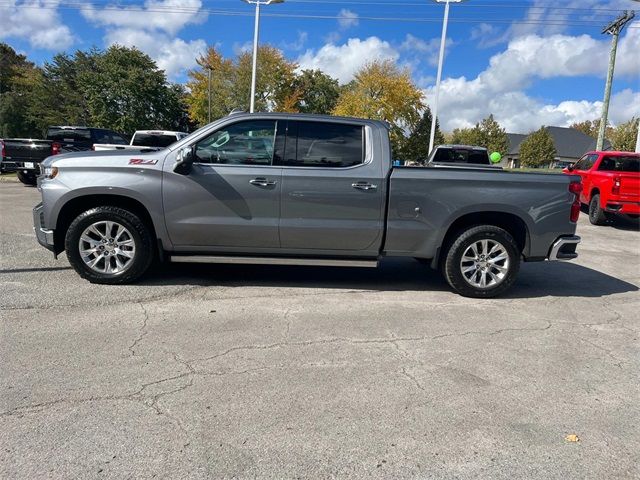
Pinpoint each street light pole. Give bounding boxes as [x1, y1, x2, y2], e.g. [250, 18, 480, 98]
[242, 0, 284, 113]
[429, 0, 464, 155]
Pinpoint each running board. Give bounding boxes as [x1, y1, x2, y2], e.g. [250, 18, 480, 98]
[170, 255, 379, 268]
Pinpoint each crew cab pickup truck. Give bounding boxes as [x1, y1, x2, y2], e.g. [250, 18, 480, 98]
[93, 130, 188, 151]
[1, 138, 61, 185]
[564, 151, 640, 225]
[34, 113, 583, 298]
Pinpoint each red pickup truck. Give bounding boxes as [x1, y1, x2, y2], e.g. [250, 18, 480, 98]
[564, 151, 640, 225]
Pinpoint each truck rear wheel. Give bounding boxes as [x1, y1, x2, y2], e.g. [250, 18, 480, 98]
[443, 225, 520, 298]
[65, 206, 154, 284]
[588, 194, 608, 225]
[17, 171, 37, 186]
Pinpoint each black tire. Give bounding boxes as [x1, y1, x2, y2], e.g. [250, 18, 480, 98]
[17, 171, 37, 186]
[588, 194, 608, 225]
[442, 225, 520, 298]
[65, 206, 154, 284]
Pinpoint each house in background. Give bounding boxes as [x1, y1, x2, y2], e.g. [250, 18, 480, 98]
[505, 126, 612, 169]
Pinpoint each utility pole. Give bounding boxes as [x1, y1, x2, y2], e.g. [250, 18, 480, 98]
[597, 10, 635, 151]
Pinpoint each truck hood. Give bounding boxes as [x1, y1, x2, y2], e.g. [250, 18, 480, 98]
[42, 148, 166, 168]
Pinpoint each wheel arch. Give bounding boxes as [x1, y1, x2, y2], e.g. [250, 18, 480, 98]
[431, 211, 529, 269]
[54, 194, 158, 255]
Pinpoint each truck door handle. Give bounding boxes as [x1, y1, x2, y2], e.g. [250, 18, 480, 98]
[250, 177, 277, 187]
[352, 182, 377, 191]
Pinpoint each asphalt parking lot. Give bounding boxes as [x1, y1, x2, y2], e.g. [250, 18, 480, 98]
[1, 180, 639, 479]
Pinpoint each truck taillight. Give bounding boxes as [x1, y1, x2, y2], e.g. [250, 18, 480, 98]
[51, 142, 61, 155]
[569, 181, 582, 223]
[612, 176, 621, 195]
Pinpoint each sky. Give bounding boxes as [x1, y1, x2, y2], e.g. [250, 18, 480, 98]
[1, 0, 639, 133]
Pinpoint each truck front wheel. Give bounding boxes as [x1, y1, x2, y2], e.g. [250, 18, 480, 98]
[65, 206, 154, 284]
[443, 225, 520, 298]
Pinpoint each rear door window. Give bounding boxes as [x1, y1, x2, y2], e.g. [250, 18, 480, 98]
[597, 155, 640, 172]
[284, 121, 364, 168]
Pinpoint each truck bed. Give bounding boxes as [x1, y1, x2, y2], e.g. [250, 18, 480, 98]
[385, 165, 577, 261]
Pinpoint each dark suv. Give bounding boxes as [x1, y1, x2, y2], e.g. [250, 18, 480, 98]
[46, 126, 129, 153]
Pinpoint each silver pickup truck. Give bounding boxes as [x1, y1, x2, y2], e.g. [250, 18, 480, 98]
[34, 113, 582, 297]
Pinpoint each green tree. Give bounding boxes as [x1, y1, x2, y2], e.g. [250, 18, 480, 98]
[610, 117, 638, 152]
[449, 114, 508, 155]
[83, 45, 184, 134]
[186, 45, 298, 124]
[570, 119, 600, 138]
[401, 107, 444, 163]
[519, 127, 557, 168]
[185, 46, 235, 125]
[475, 114, 509, 155]
[234, 46, 298, 113]
[333, 60, 425, 156]
[450, 127, 481, 146]
[290, 69, 340, 114]
[0, 43, 43, 137]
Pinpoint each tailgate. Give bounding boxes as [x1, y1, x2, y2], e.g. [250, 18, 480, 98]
[3, 139, 52, 162]
[620, 174, 640, 198]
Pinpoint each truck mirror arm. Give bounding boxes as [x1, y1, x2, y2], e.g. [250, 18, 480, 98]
[174, 146, 195, 175]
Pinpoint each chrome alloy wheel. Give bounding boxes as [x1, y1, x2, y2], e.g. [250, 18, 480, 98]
[78, 221, 136, 274]
[459, 239, 510, 289]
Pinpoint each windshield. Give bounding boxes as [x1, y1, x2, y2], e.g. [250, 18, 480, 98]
[133, 133, 179, 148]
[432, 148, 490, 165]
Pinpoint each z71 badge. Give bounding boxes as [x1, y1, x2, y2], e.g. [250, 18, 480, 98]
[129, 158, 158, 165]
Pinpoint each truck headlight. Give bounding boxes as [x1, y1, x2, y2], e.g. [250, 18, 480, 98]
[42, 166, 59, 179]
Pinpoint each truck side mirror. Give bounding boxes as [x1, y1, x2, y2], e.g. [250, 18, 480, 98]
[174, 146, 194, 175]
[567, 164, 574, 172]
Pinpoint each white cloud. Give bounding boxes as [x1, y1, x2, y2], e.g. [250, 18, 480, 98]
[104, 29, 206, 80]
[400, 34, 454, 67]
[298, 37, 399, 84]
[503, 0, 632, 39]
[82, 0, 210, 79]
[281, 31, 308, 52]
[232, 41, 253, 56]
[425, 27, 640, 132]
[0, 0, 73, 50]
[81, 0, 206, 36]
[337, 9, 359, 29]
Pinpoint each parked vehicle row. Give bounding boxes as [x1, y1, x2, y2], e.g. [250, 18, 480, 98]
[1, 126, 129, 185]
[34, 112, 582, 298]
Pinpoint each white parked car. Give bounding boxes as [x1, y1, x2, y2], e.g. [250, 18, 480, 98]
[93, 130, 188, 151]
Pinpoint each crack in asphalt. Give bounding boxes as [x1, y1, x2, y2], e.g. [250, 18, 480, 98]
[128, 302, 150, 356]
[184, 321, 554, 366]
[399, 367, 426, 392]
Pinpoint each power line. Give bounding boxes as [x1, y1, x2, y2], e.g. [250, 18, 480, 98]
[1, 2, 638, 27]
